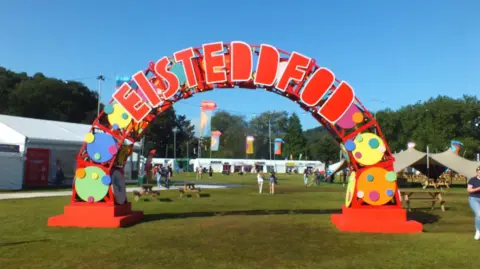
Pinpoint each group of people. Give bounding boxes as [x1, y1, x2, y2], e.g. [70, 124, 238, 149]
[196, 166, 214, 180]
[153, 164, 173, 188]
[257, 171, 277, 194]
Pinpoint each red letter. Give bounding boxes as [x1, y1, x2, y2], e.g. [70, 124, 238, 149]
[113, 83, 152, 123]
[230, 41, 253, 82]
[203, 42, 227, 84]
[300, 68, 335, 107]
[276, 52, 311, 92]
[132, 71, 162, 107]
[153, 56, 180, 100]
[173, 48, 198, 87]
[254, 44, 279, 86]
[318, 81, 355, 124]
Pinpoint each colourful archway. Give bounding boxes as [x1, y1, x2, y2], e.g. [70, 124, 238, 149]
[48, 41, 422, 233]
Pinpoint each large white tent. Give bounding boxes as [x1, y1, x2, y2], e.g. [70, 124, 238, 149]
[0, 114, 141, 190]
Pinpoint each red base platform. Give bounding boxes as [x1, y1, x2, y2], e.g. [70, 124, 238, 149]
[331, 206, 423, 233]
[48, 202, 143, 228]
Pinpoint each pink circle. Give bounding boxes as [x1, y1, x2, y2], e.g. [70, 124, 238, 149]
[108, 145, 118, 155]
[337, 105, 359, 129]
[87, 196, 94, 203]
[355, 152, 362, 159]
[369, 191, 380, 202]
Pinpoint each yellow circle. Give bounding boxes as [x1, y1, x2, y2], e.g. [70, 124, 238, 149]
[345, 171, 356, 207]
[91, 173, 99, 180]
[84, 133, 95, 143]
[352, 132, 385, 166]
[352, 112, 364, 123]
[107, 104, 132, 129]
[75, 168, 86, 179]
[357, 167, 396, 206]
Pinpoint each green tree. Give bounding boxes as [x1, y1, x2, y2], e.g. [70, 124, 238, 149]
[211, 111, 249, 158]
[284, 113, 307, 159]
[248, 111, 288, 159]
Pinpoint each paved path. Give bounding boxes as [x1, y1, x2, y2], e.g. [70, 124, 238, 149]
[0, 184, 242, 200]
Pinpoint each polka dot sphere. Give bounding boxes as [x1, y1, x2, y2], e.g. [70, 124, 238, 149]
[345, 171, 356, 207]
[106, 103, 132, 129]
[345, 132, 386, 166]
[356, 167, 397, 206]
[74, 166, 110, 202]
[86, 132, 118, 163]
[337, 104, 363, 129]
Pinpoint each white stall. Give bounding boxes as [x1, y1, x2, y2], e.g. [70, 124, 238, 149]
[0, 114, 140, 189]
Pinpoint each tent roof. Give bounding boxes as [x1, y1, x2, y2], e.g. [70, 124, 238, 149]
[431, 150, 479, 179]
[393, 148, 426, 172]
[0, 114, 90, 144]
[393, 147, 479, 179]
[0, 114, 141, 149]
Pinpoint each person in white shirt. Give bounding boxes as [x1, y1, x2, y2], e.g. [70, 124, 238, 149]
[257, 172, 264, 194]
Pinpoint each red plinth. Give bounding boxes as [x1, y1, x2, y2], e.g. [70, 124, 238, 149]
[48, 202, 143, 228]
[331, 206, 423, 233]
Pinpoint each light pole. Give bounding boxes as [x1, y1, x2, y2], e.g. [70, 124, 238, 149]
[96, 74, 105, 116]
[268, 118, 272, 160]
[173, 127, 178, 162]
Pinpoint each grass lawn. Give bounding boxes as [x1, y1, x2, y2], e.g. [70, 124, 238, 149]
[0, 173, 477, 269]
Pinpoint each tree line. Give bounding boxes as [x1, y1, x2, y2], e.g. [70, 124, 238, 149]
[1, 66, 478, 162]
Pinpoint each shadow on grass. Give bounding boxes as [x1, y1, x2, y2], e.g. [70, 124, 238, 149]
[140, 208, 342, 224]
[407, 210, 441, 224]
[0, 239, 51, 248]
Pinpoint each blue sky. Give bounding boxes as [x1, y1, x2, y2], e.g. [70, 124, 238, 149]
[1, 0, 479, 135]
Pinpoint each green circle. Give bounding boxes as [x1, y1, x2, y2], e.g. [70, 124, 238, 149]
[355, 135, 363, 142]
[94, 153, 101, 160]
[385, 171, 397, 182]
[75, 166, 109, 202]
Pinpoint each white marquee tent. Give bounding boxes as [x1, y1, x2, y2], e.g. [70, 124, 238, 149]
[0, 114, 140, 190]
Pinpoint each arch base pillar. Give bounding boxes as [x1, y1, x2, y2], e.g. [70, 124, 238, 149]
[48, 202, 143, 228]
[331, 206, 423, 233]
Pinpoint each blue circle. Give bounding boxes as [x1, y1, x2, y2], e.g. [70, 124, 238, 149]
[101, 175, 112, 185]
[112, 123, 119, 130]
[345, 140, 356, 152]
[366, 174, 374, 181]
[104, 104, 114, 115]
[121, 113, 129, 119]
[86, 133, 117, 163]
[386, 189, 394, 196]
[368, 138, 380, 149]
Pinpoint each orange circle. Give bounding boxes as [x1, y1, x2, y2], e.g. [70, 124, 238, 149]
[352, 112, 364, 123]
[357, 167, 396, 206]
[75, 168, 86, 179]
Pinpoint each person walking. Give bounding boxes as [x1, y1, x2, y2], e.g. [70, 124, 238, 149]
[166, 165, 173, 189]
[196, 166, 202, 181]
[209, 166, 213, 179]
[156, 165, 163, 187]
[257, 172, 264, 194]
[467, 166, 480, 240]
[303, 169, 309, 187]
[269, 171, 276, 194]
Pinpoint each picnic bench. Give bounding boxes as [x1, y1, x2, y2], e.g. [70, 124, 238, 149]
[179, 183, 201, 198]
[400, 189, 446, 212]
[423, 177, 450, 189]
[133, 184, 160, 202]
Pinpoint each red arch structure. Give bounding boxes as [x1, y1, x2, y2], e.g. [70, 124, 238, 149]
[48, 41, 422, 233]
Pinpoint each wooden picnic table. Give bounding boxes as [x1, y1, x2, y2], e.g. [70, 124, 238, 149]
[133, 184, 160, 202]
[179, 183, 201, 198]
[399, 189, 446, 212]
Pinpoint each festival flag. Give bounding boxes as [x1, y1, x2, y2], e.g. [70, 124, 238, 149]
[274, 138, 283, 155]
[299, 153, 303, 160]
[246, 136, 255, 154]
[210, 131, 222, 151]
[199, 101, 216, 137]
[450, 140, 463, 155]
[115, 76, 131, 88]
